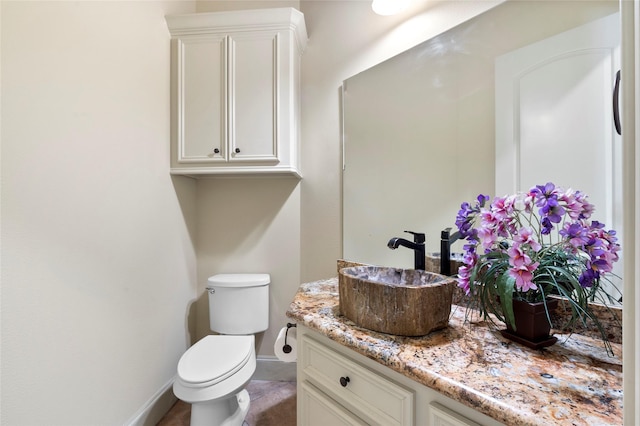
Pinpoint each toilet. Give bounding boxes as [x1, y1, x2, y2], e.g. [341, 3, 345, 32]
[174, 273, 270, 426]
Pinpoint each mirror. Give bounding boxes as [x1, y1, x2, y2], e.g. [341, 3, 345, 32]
[342, 0, 622, 289]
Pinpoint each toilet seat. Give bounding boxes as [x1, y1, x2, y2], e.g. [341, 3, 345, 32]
[177, 335, 252, 388]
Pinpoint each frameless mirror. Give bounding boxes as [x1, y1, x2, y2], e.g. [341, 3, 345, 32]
[342, 0, 623, 296]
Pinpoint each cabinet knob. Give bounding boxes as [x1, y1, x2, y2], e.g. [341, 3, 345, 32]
[339, 376, 350, 387]
[235, 148, 241, 153]
[213, 148, 220, 154]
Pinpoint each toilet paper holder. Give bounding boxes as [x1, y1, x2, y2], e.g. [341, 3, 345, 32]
[283, 322, 296, 354]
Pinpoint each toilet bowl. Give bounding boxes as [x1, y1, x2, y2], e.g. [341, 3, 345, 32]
[174, 335, 256, 426]
[173, 273, 270, 425]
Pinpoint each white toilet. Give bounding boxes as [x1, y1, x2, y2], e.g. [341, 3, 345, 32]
[174, 273, 270, 426]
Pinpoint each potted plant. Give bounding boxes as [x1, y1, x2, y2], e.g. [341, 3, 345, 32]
[455, 182, 621, 353]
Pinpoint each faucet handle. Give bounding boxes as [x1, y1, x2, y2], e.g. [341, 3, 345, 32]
[404, 231, 425, 244]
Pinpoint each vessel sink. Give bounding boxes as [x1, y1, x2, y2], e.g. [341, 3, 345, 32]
[338, 266, 456, 336]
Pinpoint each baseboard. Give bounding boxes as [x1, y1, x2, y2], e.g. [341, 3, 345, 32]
[254, 356, 297, 382]
[126, 377, 177, 426]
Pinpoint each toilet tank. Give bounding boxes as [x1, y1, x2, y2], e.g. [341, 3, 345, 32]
[207, 273, 270, 335]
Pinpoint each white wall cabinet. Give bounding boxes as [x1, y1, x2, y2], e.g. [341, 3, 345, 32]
[297, 326, 504, 426]
[166, 8, 307, 178]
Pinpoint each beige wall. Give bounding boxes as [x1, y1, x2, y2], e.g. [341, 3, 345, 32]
[0, 0, 507, 423]
[1, 1, 198, 424]
[192, 178, 302, 356]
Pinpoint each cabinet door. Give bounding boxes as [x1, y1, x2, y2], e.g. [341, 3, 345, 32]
[299, 381, 368, 426]
[175, 35, 226, 163]
[228, 31, 279, 163]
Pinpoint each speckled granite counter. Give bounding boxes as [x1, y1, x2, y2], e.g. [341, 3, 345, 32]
[286, 277, 623, 426]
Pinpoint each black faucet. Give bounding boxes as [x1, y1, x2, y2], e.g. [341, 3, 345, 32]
[440, 227, 460, 275]
[387, 231, 426, 270]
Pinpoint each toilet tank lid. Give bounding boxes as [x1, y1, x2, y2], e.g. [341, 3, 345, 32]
[207, 273, 270, 288]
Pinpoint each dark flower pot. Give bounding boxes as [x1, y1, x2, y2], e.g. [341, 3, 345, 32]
[501, 298, 559, 349]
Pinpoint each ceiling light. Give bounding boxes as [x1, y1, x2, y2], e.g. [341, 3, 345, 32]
[372, 0, 411, 16]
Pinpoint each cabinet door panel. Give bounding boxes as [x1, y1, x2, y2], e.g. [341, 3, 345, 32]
[229, 32, 278, 162]
[178, 36, 225, 162]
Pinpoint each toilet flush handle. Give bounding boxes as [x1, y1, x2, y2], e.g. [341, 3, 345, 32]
[208, 288, 215, 295]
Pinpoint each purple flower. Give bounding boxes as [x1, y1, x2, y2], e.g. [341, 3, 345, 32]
[456, 202, 476, 239]
[540, 199, 565, 224]
[457, 243, 479, 295]
[531, 182, 560, 205]
[560, 223, 589, 247]
[530, 182, 566, 224]
[457, 265, 472, 294]
[454, 182, 619, 300]
[561, 188, 594, 220]
[490, 195, 516, 221]
[508, 245, 532, 268]
[540, 217, 553, 235]
[477, 225, 498, 250]
[579, 267, 598, 288]
[477, 194, 490, 207]
[462, 243, 478, 264]
[508, 261, 539, 292]
[575, 190, 595, 219]
[514, 227, 541, 252]
[523, 190, 536, 213]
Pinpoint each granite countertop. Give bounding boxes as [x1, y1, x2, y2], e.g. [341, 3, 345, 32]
[286, 277, 623, 426]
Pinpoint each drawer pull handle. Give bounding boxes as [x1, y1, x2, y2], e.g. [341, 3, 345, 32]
[339, 376, 350, 387]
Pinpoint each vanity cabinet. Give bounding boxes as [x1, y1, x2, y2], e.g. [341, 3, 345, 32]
[297, 326, 502, 426]
[299, 331, 414, 425]
[165, 8, 307, 178]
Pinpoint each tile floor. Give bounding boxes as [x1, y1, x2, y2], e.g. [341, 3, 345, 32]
[157, 380, 297, 426]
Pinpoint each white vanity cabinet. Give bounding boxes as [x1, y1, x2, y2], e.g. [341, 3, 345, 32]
[165, 8, 307, 178]
[297, 326, 503, 426]
[299, 331, 414, 425]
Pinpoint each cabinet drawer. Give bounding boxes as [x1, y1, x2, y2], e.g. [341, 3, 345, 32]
[301, 334, 414, 426]
[300, 381, 368, 426]
[429, 402, 481, 426]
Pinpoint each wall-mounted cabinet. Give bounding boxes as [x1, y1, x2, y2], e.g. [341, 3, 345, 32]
[166, 8, 307, 178]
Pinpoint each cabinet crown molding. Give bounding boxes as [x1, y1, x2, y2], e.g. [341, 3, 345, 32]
[166, 7, 308, 53]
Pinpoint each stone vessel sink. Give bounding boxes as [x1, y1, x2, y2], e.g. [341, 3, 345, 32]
[338, 266, 456, 336]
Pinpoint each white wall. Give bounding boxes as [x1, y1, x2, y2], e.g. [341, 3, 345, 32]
[1, 1, 197, 424]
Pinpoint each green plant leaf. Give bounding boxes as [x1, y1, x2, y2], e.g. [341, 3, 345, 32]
[497, 272, 516, 330]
